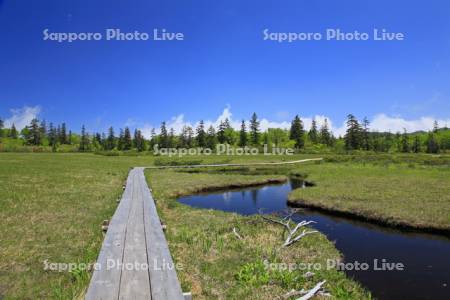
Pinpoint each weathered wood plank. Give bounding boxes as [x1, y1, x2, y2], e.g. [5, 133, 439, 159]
[85, 169, 134, 300]
[138, 169, 185, 300]
[118, 170, 151, 299]
[87, 168, 186, 300]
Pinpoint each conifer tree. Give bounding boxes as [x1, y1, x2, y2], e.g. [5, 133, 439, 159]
[48, 123, 58, 152]
[239, 120, 248, 147]
[94, 133, 102, 148]
[139, 130, 146, 151]
[362, 117, 371, 150]
[134, 129, 146, 152]
[308, 118, 318, 144]
[217, 121, 226, 144]
[101, 133, 106, 149]
[179, 126, 189, 148]
[39, 119, 47, 138]
[26, 118, 41, 145]
[117, 129, 125, 150]
[187, 126, 194, 147]
[168, 128, 176, 148]
[217, 119, 232, 144]
[56, 125, 61, 143]
[48, 123, 57, 147]
[400, 129, 410, 153]
[289, 115, 304, 149]
[95, 133, 102, 144]
[249, 113, 260, 145]
[206, 125, 217, 149]
[426, 132, 439, 153]
[60, 123, 67, 144]
[433, 120, 439, 133]
[319, 118, 333, 146]
[123, 127, 132, 150]
[196, 120, 206, 147]
[223, 118, 231, 130]
[106, 127, 116, 150]
[159, 122, 169, 148]
[179, 126, 187, 148]
[412, 135, 421, 153]
[79, 125, 89, 151]
[133, 129, 139, 148]
[68, 130, 73, 145]
[223, 120, 236, 145]
[0, 117, 3, 137]
[9, 123, 18, 139]
[344, 114, 363, 150]
[149, 128, 156, 150]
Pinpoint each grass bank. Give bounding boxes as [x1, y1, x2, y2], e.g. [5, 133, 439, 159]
[145, 168, 370, 299]
[0, 152, 324, 299]
[5, 152, 445, 298]
[288, 162, 450, 232]
[0, 153, 160, 299]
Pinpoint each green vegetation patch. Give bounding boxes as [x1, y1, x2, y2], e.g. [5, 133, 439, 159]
[145, 168, 370, 299]
[0, 153, 156, 299]
[288, 162, 450, 231]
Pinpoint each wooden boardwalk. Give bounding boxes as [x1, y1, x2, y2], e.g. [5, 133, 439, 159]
[85, 168, 185, 300]
[86, 159, 322, 299]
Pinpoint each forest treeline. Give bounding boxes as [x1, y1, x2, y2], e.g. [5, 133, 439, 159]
[0, 113, 448, 154]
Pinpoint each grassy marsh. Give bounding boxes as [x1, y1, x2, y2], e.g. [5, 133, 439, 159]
[2, 152, 448, 298]
[288, 162, 450, 231]
[145, 168, 370, 299]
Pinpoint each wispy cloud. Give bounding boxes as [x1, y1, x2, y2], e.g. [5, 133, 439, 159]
[370, 114, 450, 133]
[4, 106, 41, 130]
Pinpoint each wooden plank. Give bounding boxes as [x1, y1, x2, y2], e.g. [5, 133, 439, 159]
[138, 169, 185, 300]
[87, 168, 185, 299]
[118, 170, 151, 299]
[85, 169, 135, 300]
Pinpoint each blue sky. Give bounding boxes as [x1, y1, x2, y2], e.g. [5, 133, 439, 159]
[0, 0, 449, 136]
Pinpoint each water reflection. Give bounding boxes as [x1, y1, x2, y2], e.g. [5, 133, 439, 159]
[178, 180, 450, 300]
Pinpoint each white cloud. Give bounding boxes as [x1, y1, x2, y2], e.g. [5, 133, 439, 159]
[370, 114, 450, 133]
[4, 106, 41, 130]
[140, 124, 154, 139]
[167, 114, 193, 133]
[136, 107, 449, 139]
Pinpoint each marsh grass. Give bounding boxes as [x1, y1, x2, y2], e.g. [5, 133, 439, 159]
[0, 153, 317, 298]
[288, 162, 450, 231]
[0, 153, 156, 299]
[145, 168, 370, 299]
[2, 152, 445, 298]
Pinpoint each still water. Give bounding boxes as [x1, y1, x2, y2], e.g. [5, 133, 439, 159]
[178, 180, 450, 300]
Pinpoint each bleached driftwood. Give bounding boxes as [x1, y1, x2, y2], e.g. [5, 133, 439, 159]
[279, 280, 328, 300]
[232, 227, 243, 240]
[259, 210, 317, 247]
[296, 280, 327, 300]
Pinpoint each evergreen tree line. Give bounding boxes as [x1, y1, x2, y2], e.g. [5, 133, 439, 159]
[342, 114, 445, 154]
[0, 114, 448, 153]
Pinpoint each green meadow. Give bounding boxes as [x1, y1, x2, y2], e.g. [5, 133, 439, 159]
[0, 152, 448, 299]
[288, 160, 450, 231]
